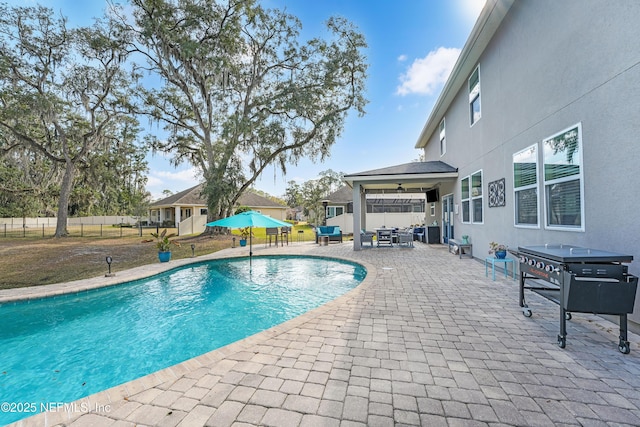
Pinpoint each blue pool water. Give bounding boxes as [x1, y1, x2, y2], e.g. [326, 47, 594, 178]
[0, 256, 366, 425]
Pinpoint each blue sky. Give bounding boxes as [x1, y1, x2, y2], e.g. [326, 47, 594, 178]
[11, 0, 485, 199]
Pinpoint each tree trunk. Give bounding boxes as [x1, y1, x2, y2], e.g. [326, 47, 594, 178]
[54, 161, 76, 237]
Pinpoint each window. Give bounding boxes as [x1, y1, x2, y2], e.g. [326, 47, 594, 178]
[513, 145, 539, 227]
[543, 123, 584, 230]
[326, 206, 344, 219]
[468, 66, 481, 125]
[471, 171, 483, 223]
[439, 118, 446, 156]
[461, 171, 483, 223]
[430, 203, 436, 217]
[461, 177, 470, 222]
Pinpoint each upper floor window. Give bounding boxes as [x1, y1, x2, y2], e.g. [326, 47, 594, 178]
[543, 123, 584, 230]
[461, 170, 483, 223]
[468, 66, 481, 126]
[513, 145, 539, 227]
[439, 118, 446, 156]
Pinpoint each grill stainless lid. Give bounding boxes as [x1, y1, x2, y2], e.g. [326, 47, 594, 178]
[517, 245, 633, 264]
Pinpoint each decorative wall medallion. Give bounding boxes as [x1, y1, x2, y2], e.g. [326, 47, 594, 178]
[488, 178, 505, 207]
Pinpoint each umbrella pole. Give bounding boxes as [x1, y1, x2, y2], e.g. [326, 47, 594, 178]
[249, 226, 253, 268]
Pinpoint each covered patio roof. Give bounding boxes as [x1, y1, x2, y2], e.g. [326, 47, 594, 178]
[343, 161, 458, 193]
[343, 161, 458, 250]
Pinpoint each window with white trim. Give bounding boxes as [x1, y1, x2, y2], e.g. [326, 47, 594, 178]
[439, 118, 446, 156]
[543, 123, 584, 230]
[468, 66, 481, 126]
[513, 144, 539, 227]
[461, 171, 483, 223]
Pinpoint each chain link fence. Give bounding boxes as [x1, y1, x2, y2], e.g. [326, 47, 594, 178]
[0, 224, 176, 239]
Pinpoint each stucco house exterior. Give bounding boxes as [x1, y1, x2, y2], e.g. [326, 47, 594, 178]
[346, 0, 640, 322]
[149, 184, 287, 235]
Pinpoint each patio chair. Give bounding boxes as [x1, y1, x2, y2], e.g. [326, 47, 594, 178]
[360, 230, 374, 248]
[397, 230, 414, 247]
[266, 227, 278, 247]
[280, 226, 291, 246]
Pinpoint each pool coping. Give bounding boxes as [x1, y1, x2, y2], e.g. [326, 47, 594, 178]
[5, 243, 377, 427]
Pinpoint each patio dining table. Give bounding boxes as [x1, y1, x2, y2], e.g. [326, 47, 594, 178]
[375, 228, 394, 247]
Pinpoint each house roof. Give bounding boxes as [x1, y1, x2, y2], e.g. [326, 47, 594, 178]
[150, 184, 206, 207]
[150, 183, 286, 210]
[326, 186, 353, 204]
[237, 191, 287, 209]
[344, 161, 457, 177]
[414, 0, 515, 149]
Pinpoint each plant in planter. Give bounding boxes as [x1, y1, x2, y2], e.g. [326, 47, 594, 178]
[238, 226, 253, 247]
[150, 229, 180, 262]
[488, 241, 508, 259]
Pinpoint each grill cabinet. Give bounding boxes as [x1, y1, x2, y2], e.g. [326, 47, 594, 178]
[513, 244, 638, 353]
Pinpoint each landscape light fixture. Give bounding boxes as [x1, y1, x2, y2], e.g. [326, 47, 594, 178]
[105, 256, 115, 277]
[191, 243, 196, 257]
[322, 199, 330, 226]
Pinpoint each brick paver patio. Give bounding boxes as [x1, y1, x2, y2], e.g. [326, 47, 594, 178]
[6, 241, 640, 426]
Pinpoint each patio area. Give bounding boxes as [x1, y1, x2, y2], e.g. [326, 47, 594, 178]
[9, 241, 640, 426]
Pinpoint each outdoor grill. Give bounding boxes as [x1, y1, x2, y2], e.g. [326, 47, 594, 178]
[512, 244, 638, 353]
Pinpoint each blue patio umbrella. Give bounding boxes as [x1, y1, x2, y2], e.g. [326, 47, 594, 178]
[206, 211, 290, 265]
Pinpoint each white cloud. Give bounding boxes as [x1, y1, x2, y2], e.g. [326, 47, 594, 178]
[146, 167, 201, 200]
[397, 54, 408, 62]
[396, 47, 461, 96]
[152, 168, 200, 183]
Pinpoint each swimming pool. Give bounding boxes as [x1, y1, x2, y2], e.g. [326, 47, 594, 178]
[0, 255, 366, 425]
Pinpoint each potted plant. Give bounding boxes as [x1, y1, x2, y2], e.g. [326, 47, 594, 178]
[488, 241, 508, 259]
[239, 227, 252, 247]
[150, 229, 180, 262]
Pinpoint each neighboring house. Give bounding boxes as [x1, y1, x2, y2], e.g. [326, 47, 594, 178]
[345, 0, 640, 322]
[325, 185, 427, 234]
[149, 184, 287, 235]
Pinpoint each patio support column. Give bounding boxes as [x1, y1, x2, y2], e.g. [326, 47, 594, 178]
[174, 206, 181, 234]
[352, 182, 362, 251]
[360, 189, 367, 232]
